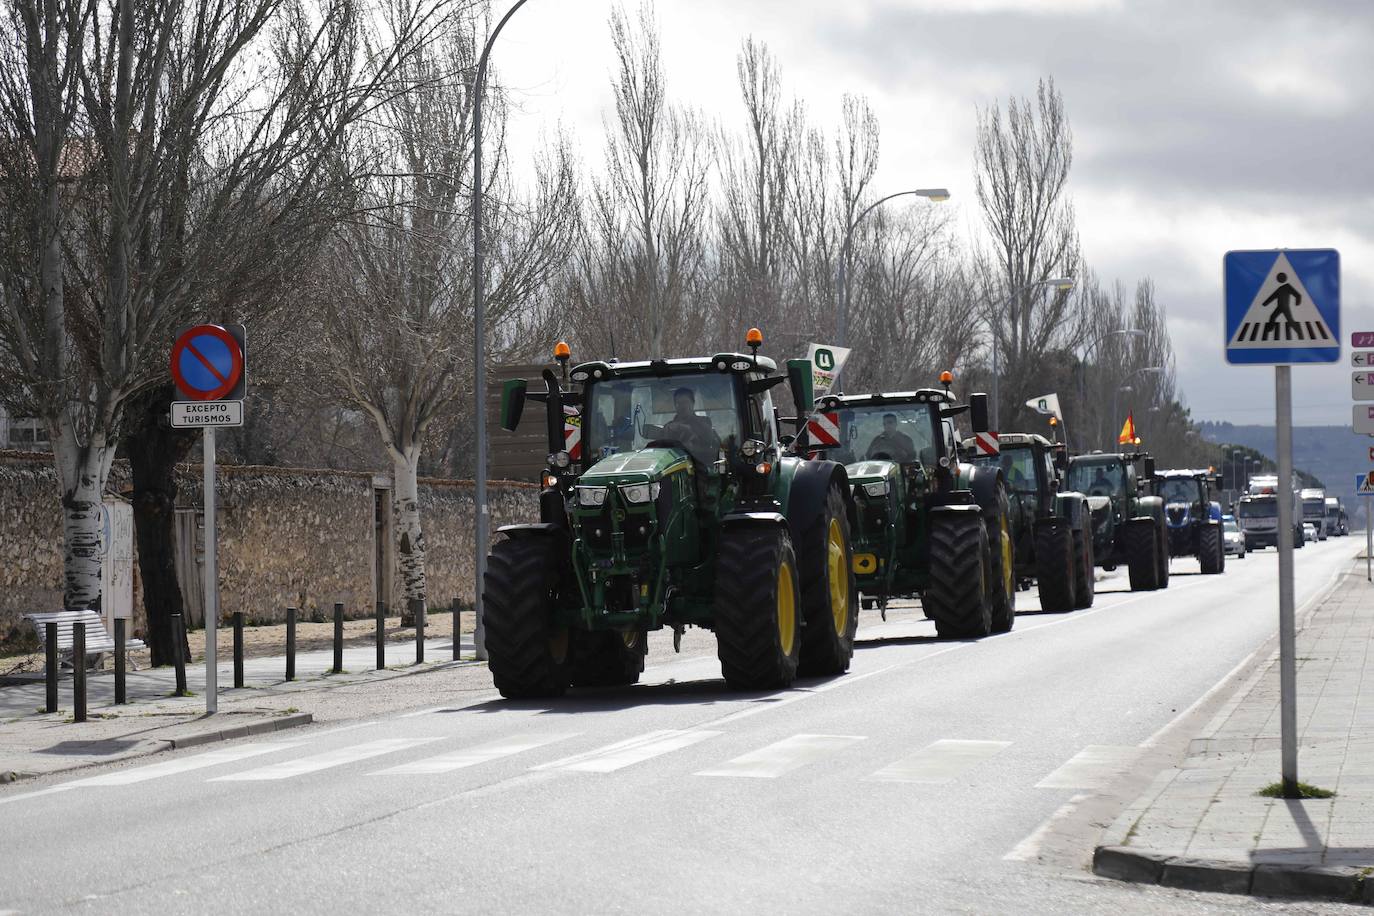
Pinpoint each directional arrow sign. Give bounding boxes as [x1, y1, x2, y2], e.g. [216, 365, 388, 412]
[1354, 351, 1374, 367]
[1355, 404, 1374, 435]
[1354, 371, 1374, 401]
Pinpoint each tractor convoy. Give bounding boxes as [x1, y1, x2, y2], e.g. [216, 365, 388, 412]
[483, 333, 1322, 699]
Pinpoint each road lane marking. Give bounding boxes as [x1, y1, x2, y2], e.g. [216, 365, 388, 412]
[531, 730, 719, 773]
[210, 738, 440, 781]
[1035, 745, 1142, 790]
[694, 734, 866, 779]
[866, 739, 1011, 784]
[1003, 794, 1092, 862]
[73, 742, 308, 787]
[370, 733, 581, 775]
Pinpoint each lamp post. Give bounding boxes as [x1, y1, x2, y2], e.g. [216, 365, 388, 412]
[989, 277, 1075, 430]
[1232, 449, 1243, 501]
[836, 188, 949, 389]
[472, 0, 534, 661]
[1111, 366, 1164, 449]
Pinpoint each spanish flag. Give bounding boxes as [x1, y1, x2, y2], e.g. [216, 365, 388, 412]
[1117, 412, 1137, 445]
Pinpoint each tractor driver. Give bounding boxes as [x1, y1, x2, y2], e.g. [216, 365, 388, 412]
[867, 413, 917, 463]
[644, 386, 721, 466]
[1088, 466, 1117, 498]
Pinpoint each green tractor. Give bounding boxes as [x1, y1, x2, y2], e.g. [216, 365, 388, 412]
[1065, 452, 1169, 591]
[1150, 468, 1226, 574]
[484, 332, 859, 698]
[799, 380, 1016, 639]
[966, 433, 1095, 613]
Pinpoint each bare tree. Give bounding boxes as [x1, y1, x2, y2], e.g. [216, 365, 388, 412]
[974, 77, 1085, 429]
[316, 1, 577, 622]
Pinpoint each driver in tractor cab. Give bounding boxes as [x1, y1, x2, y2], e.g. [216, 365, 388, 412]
[1005, 461, 1030, 491]
[867, 413, 917, 463]
[644, 386, 721, 467]
[1088, 467, 1115, 498]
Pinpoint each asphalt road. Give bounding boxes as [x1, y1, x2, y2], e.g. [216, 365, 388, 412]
[2, 536, 1365, 915]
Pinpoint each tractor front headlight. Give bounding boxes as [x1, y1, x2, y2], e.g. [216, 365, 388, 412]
[739, 438, 766, 458]
[548, 450, 571, 469]
[862, 480, 889, 498]
[620, 482, 660, 504]
[577, 486, 608, 507]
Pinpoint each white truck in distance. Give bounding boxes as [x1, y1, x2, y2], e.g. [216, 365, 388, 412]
[1238, 474, 1305, 551]
[1300, 488, 1328, 541]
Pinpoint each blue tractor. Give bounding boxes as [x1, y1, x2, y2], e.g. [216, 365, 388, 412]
[1150, 469, 1226, 575]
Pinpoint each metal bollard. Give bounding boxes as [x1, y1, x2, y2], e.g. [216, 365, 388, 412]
[285, 607, 297, 681]
[171, 613, 188, 697]
[45, 622, 58, 713]
[413, 599, 425, 664]
[232, 612, 244, 689]
[72, 621, 87, 723]
[333, 602, 344, 674]
[114, 618, 127, 705]
[375, 601, 385, 670]
[453, 596, 462, 661]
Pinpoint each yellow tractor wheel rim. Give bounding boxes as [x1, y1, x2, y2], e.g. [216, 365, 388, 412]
[999, 513, 1014, 599]
[827, 518, 849, 634]
[777, 559, 797, 655]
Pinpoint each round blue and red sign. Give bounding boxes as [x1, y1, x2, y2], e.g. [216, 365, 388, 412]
[170, 325, 244, 401]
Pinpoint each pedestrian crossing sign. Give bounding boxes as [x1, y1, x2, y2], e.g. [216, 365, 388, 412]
[1225, 248, 1340, 364]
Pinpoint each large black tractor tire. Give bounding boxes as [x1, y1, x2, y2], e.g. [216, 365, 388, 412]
[567, 629, 647, 687]
[1073, 528, 1096, 609]
[1198, 524, 1225, 575]
[797, 484, 859, 677]
[987, 488, 1017, 634]
[715, 526, 802, 690]
[926, 512, 992, 639]
[1124, 519, 1161, 592]
[483, 536, 568, 699]
[1154, 519, 1170, 589]
[1034, 524, 1077, 613]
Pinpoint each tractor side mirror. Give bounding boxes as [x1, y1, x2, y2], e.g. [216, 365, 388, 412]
[786, 359, 813, 415]
[500, 379, 527, 432]
[1143, 456, 1156, 478]
[541, 369, 565, 455]
[970, 393, 990, 434]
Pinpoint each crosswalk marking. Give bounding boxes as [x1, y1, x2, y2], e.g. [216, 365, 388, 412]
[75, 742, 307, 787]
[695, 734, 866, 779]
[371, 733, 581, 775]
[532, 730, 719, 773]
[1034, 745, 1142, 790]
[210, 738, 440, 782]
[866, 739, 1011, 784]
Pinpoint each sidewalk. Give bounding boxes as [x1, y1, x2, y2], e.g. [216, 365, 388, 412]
[0, 633, 479, 783]
[1095, 560, 1374, 904]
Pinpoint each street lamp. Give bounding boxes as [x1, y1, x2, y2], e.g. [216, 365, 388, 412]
[472, 0, 535, 661]
[1232, 449, 1243, 499]
[989, 277, 1075, 430]
[836, 188, 949, 389]
[1111, 366, 1164, 449]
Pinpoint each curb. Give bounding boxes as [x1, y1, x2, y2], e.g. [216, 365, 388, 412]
[1093, 845, 1372, 905]
[0, 711, 314, 785]
[169, 711, 314, 749]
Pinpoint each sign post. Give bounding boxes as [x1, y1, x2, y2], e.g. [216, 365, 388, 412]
[170, 324, 246, 714]
[1225, 247, 1340, 798]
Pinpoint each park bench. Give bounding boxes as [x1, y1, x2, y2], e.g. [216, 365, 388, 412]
[23, 610, 145, 671]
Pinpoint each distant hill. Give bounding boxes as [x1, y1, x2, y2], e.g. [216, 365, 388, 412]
[1199, 421, 1367, 526]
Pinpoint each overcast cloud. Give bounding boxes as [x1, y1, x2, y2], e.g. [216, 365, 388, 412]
[494, 0, 1374, 426]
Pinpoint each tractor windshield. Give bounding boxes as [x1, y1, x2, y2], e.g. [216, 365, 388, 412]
[582, 372, 740, 466]
[973, 447, 1037, 494]
[1068, 461, 1125, 499]
[1157, 478, 1201, 505]
[830, 403, 939, 465]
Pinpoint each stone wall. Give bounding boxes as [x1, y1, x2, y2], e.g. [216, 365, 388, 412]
[0, 448, 538, 648]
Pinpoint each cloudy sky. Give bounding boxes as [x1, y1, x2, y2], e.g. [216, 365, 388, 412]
[492, 0, 1374, 427]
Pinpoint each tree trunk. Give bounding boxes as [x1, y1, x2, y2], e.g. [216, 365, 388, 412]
[392, 449, 427, 626]
[54, 427, 111, 611]
[122, 384, 194, 665]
